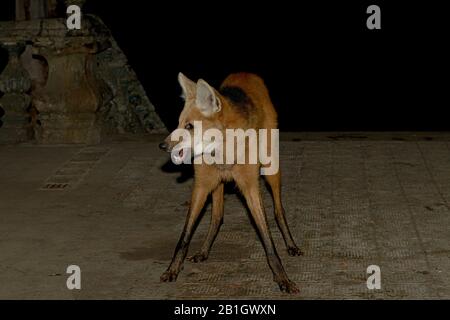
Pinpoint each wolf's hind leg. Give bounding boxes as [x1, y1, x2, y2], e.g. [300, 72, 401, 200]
[264, 171, 303, 256]
[188, 183, 224, 263]
[235, 169, 299, 294]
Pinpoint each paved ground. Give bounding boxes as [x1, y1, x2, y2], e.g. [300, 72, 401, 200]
[1, 133, 450, 299]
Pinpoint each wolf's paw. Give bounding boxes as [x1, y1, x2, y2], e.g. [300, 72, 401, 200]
[287, 246, 304, 256]
[277, 279, 300, 294]
[187, 253, 208, 263]
[160, 270, 178, 282]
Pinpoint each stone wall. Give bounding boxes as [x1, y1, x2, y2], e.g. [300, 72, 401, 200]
[92, 16, 166, 135]
[0, 12, 166, 144]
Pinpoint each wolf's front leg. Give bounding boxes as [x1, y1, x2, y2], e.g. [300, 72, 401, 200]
[160, 185, 210, 282]
[188, 183, 224, 263]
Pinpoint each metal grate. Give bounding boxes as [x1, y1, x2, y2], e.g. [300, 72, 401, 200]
[40, 147, 110, 191]
[41, 183, 69, 190]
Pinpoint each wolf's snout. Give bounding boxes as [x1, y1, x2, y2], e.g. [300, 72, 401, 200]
[159, 142, 168, 151]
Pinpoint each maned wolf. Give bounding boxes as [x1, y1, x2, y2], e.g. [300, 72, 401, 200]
[159, 72, 302, 293]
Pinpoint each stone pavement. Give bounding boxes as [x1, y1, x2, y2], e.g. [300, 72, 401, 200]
[1, 133, 450, 299]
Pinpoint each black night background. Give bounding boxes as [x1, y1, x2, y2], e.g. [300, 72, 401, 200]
[1, 1, 447, 131]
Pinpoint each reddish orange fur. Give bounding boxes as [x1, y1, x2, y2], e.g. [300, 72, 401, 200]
[160, 73, 301, 294]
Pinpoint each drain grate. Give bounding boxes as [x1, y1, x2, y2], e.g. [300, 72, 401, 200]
[40, 147, 110, 191]
[42, 183, 69, 190]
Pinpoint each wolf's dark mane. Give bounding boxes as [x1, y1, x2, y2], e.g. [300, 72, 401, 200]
[219, 86, 254, 117]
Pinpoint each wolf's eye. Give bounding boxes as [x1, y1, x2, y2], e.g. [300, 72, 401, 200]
[185, 123, 193, 130]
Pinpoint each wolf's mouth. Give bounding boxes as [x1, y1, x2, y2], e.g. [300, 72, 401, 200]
[171, 146, 189, 165]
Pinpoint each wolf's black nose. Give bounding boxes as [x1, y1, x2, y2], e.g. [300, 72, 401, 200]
[159, 142, 168, 151]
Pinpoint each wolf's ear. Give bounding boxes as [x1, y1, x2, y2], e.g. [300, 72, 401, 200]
[195, 79, 222, 117]
[178, 72, 196, 100]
